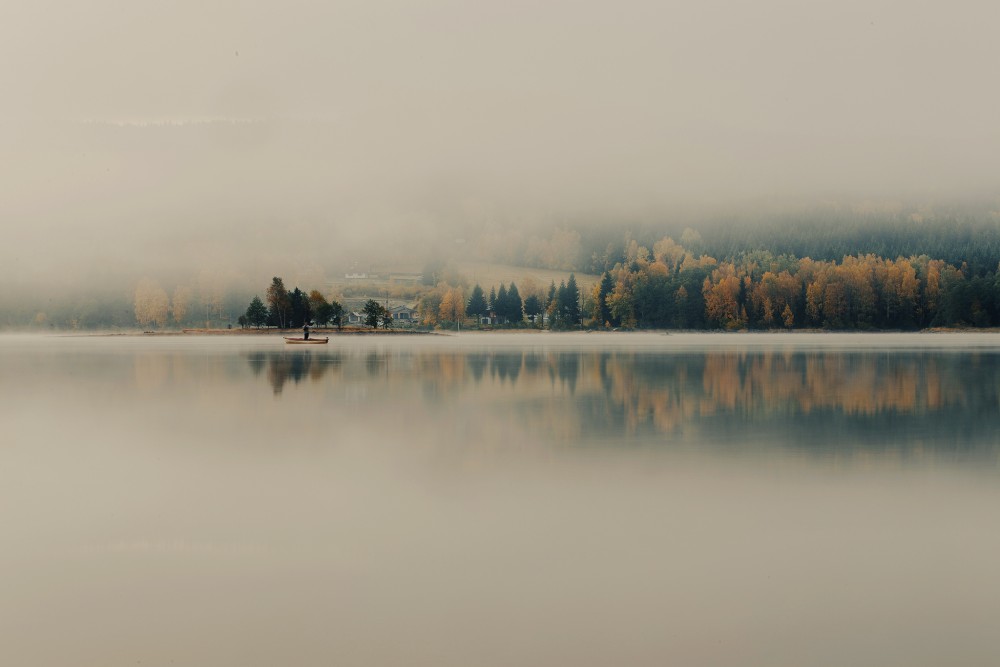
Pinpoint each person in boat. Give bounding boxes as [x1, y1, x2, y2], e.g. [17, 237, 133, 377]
[303, 322, 310, 340]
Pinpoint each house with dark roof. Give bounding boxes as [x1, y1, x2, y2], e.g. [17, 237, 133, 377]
[388, 305, 419, 323]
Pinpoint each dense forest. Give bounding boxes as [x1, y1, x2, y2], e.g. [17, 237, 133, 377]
[438, 236, 999, 331]
[586, 242, 998, 330]
[460, 213, 1000, 330]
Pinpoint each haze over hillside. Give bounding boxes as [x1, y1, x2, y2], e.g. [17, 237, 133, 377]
[3, 1, 1000, 291]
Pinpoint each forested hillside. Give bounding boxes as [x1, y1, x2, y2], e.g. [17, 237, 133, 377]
[588, 241, 999, 330]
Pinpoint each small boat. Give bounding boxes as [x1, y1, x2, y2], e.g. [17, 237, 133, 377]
[283, 336, 329, 344]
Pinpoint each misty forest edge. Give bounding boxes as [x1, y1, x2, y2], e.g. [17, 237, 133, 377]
[12, 217, 1000, 332]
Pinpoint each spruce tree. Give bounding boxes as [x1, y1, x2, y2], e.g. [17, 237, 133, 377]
[552, 280, 567, 329]
[523, 294, 542, 324]
[245, 295, 268, 329]
[466, 284, 488, 320]
[563, 274, 581, 327]
[598, 272, 615, 326]
[329, 300, 344, 329]
[288, 288, 311, 328]
[507, 283, 523, 325]
[496, 284, 509, 323]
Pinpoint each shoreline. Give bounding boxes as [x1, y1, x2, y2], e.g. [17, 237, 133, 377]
[30, 326, 1000, 337]
[178, 327, 435, 336]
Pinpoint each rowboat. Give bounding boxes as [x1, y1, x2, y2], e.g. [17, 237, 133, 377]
[283, 337, 329, 344]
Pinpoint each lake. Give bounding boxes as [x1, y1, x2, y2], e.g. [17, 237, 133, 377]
[2, 332, 999, 666]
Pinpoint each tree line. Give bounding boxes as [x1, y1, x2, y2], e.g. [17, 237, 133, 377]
[416, 275, 583, 329]
[219, 246, 1000, 333]
[114, 219, 1000, 332]
[239, 277, 345, 329]
[588, 237, 1000, 329]
[240, 277, 403, 330]
[15, 206, 1000, 331]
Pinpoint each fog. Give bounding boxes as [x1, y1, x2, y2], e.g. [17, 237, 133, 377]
[3, 1, 1000, 285]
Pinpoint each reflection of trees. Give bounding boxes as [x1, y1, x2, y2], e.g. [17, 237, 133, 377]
[491, 353, 522, 385]
[247, 353, 266, 377]
[365, 351, 386, 378]
[245, 351, 341, 395]
[418, 353, 466, 403]
[555, 354, 579, 395]
[592, 351, 1000, 451]
[467, 353, 489, 383]
[244, 346, 1000, 454]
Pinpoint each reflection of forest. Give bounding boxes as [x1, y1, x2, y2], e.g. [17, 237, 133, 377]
[587, 351, 1000, 450]
[246, 348, 1000, 453]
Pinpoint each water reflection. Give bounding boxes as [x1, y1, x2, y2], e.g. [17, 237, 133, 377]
[245, 350, 343, 394]
[246, 347, 1000, 458]
[4, 335, 1000, 667]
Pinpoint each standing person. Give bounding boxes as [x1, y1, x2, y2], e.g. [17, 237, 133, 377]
[302, 323, 310, 340]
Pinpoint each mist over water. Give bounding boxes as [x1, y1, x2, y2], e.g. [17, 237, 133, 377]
[2, 333, 1000, 666]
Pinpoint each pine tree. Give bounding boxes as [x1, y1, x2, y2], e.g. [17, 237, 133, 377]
[563, 274, 581, 326]
[523, 294, 542, 324]
[245, 295, 268, 328]
[466, 284, 488, 320]
[496, 284, 509, 323]
[551, 280, 567, 329]
[288, 288, 311, 328]
[363, 299, 384, 328]
[329, 300, 344, 329]
[598, 272, 615, 326]
[507, 283, 523, 325]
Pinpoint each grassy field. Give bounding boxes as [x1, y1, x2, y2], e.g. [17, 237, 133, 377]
[454, 262, 599, 296]
[325, 262, 599, 305]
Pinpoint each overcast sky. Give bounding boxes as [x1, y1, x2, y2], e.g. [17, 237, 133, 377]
[3, 0, 1000, 285]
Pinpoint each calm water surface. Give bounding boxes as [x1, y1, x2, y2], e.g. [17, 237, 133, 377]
[2, 332, 1000, 666]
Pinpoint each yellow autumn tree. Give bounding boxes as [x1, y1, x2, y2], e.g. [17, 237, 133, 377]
[751, 270, 801, 328]
[703, 264, 746, 329]
[782, 304, 794, 328]
[438, 287, 466, 324]
[418, 283, 451, 327]
[134, 278, 170, 329]
[652, 236, 686, 272]
[840, 255, 878, 328]
[880, 258, 920, 326]
[171, 284, 193, 325]
[822, 280, 849, 328]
